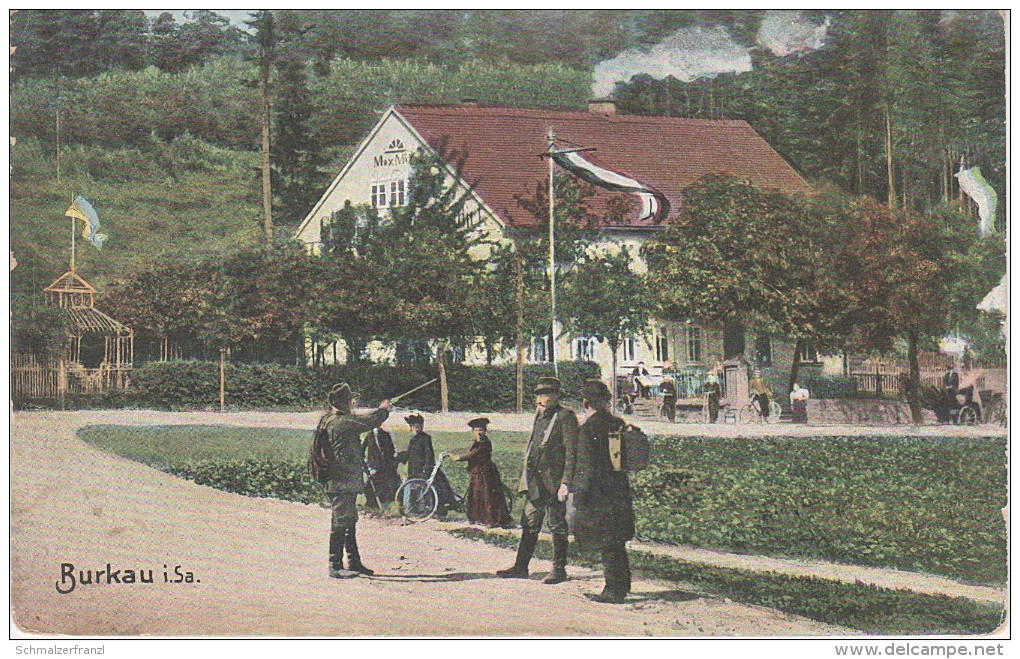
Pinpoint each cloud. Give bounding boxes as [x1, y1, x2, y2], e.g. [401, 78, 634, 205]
[592, 25, 752, 98]
[756, 10, 829, 57]
[592, 11, 830, 98]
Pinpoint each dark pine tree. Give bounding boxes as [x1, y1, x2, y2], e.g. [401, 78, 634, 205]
[272, 58, 328, 227]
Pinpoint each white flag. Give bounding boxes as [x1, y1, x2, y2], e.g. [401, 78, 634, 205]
[955, 166, 998, 238]
[550, 150, 669, 222]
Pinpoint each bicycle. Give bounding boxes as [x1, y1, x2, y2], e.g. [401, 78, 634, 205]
[740, 396, 782, 423]
[395, 451, 517, 523]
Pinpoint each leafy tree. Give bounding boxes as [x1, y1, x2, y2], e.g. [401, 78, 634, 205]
[935, 206, 1007, 357]
[643, 177, 854, 391]
[367, 152, 483, 411]
[11, 10, 102, 78]
[10, 296, 70, 358]
[94, 10, 149, 72]
[560, 246, 651, 403]
[834, 198, 951, 423]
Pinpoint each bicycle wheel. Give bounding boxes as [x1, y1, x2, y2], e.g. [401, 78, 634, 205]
[957, 404, 979, 426]
[984, 399, 1007, 427]
[501, 484, 517, 522]
[395, 479, 438, 522]
[768, 401, 782, 423]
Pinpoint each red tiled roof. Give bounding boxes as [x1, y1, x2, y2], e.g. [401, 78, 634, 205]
[396, 104, 810, 229]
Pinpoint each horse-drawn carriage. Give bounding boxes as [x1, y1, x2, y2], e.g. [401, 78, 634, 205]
[920, 384, 1005, 426]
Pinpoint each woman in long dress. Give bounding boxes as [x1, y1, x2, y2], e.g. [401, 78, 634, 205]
[452, 418, 512, 528]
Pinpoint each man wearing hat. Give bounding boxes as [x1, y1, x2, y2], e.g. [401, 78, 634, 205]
[497, 376, 579, 584]
[310, 383, 391, 579]
[560, 379, 635, 603]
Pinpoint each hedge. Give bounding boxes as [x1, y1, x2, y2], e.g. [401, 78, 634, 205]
[14, 360, 601, 412]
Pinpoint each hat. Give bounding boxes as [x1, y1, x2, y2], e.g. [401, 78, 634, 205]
[579, 379, 611, 403]
[534, 376, 562, 395]
[467, 417, 490, 429]
[404, 413, 425, 426]
[328, 382, 357, 409]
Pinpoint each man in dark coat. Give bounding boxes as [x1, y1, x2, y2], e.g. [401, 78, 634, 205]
[497, 376, 579, 584]
[703, 372, 722, 423]
[659, 374, 677, 423]
[310, 383, 391, 579]
[363, 426, 401, 509]
[561, 379, 635, 603]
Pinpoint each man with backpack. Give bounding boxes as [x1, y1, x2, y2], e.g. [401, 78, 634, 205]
[560, 379, 636, 603]
[309, 383, 392, 579]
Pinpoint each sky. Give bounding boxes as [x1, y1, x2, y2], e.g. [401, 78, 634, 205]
[144, 9, 252, 27]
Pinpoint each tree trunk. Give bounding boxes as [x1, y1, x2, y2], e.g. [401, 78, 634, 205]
[609, 338, 619, 410]
[788, 337, 804, 395]
[885, 103, 895, 209]
[906, 330, 923, 424]
[259, 35, 274, 255]
[437, 341, 449, 413]
[515, 241, 526, 414]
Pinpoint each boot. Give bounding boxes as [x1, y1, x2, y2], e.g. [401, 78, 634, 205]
[591, 543, 628, 601]
[542, 533, 569, 584]
[497, 529, 537, 578]
[329, 528, 357, 579]
[344, 521, 374, 576]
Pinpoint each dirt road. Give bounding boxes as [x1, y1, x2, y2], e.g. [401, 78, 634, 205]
[9, 410, 1003, 637]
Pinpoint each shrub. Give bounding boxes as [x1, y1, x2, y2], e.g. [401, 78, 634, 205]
[167, 459, 324, 505]
[15, 359, 602, 411]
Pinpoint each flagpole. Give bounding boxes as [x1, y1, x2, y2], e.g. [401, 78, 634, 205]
[70, 194, 76, 272]
[548, 127, 558, 377]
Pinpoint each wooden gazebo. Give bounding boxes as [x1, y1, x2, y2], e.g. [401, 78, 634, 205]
[28, 269, 134, 393]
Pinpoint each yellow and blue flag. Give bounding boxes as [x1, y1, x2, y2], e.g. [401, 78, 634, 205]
[65, 195, 107, 249]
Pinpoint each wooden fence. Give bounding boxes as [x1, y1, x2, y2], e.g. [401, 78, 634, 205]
[848, 350, 1005, 397]
[10, 353, 131, 399]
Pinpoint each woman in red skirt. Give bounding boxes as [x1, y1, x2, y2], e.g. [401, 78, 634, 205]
[452, 418, 512, 528]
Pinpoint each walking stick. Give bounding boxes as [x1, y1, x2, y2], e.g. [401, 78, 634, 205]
[363, 463, 385, 511]
[390, 378, 439, 404]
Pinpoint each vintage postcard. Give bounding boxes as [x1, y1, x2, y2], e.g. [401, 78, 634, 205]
[8, 8, 1009, 653]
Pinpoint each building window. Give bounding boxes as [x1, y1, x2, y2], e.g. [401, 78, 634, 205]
[531, 334, 552, 363]
[458, 209, 478, 228]
[390, 180, 405, 207]
[623, 338, 636, 363]
[372, 180, 405, 208]
[371, 183, 387, 208]
[755, 334, 773, 367]
[574, 336, 596, 362]
[798, 341, 819, 363]
[655, 333, 669, 362]
[686, 327, 702, 363]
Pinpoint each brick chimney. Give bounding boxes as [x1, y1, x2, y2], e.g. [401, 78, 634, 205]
[588, 98, 617, 115]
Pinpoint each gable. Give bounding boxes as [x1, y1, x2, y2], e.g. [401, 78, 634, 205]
[295, 109, 504, 252]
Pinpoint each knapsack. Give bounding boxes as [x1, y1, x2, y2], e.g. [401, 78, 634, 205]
[608, 423, 651, 472]
[308, 417, 334, 484]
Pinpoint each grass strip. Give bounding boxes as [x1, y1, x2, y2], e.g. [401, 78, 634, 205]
[449, 527, 1005, 636]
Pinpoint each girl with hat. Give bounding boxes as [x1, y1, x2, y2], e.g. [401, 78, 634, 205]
[451, 418, 512, 528]
[400, 413, 460, 515]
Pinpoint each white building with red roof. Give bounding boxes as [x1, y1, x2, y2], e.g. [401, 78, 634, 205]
[296, 101, 825, 401]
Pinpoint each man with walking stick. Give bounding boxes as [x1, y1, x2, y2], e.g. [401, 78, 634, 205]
[309, 383, 391, 579]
